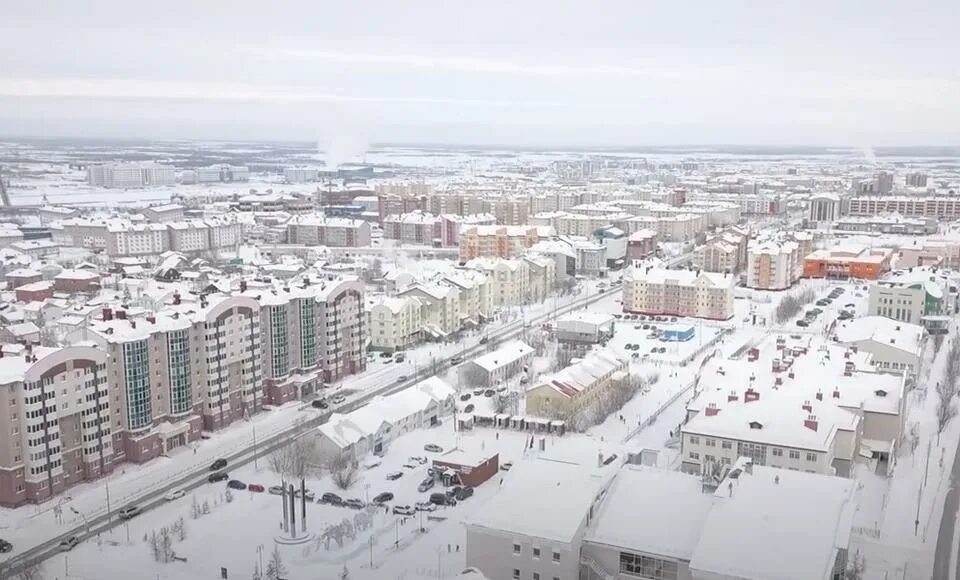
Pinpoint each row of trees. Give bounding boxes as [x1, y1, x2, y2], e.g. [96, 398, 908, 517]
[935, 336, 960, 442]
[773, 287, 817, 324]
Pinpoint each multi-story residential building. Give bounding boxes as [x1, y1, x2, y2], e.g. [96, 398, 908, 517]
[833, 215, 937, 235]
[398, 283, 462, 338]
[192, 164, 249, 183]
[848, 196, 960, 220]
[204, 216, 243, 250]
[746, 240, 801, 290]
[803, 246, 893, 280]
[367, 296, 423, 353]
[286, 215, 372, 247]
[382, 211, 440, 245]
[623, 266, 735, 320]
[377, 194, 427, 222]
[687, 192, 785, 215]
[107, 222, 170, 257]
[0, 344, 113, 507]
[443, 270, 493, 323]
[436, 214, 496, 247]
[87, 162, 175, 188]
[465, 257, 530, 309]
[693, 238, 739, 274]
[428, 193, 486, 216]
[168, 221, 210, 253]
[523, 254, 556, 303]
[284, 167, 320, 183]
[626, 229, 657, 263]
[143, 204, 186, 223]
[487, 197, 530, 225]
[906, 172, 928, 188]
[458, 225, 541, 261]
[253, 277, 366, 402]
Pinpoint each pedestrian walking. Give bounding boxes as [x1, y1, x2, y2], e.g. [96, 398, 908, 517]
[448, 544, 451, 553]
[456, 544, 460, 552]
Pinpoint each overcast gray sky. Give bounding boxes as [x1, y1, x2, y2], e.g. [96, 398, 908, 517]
[1, 0, 957, 146]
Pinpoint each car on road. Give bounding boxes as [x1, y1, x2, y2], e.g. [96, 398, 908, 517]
[311, 399, 328, 409]
[464, 404, 475, 413]
[402, 462, 419, 469]
[268, 485, 285, 495]
[294, 489, 316, 501]
[58, 536, 80, 551]
[372, 492, 394, 504]
[409, 455, 428, 465]
[227, 479, 247, 490]
[386, 471, 404, 480]
[429, 492, 457, 506]
[394, 354, 405, 363]
[210, 458, 228, 471]
[500, 462, 513, 471]
[424, 444, 443, 453]
[459, 393, 471, 401]
[417, 477, 436, 492]
[484, 389, 495, 397]
[118, 505, 142, 520]
[392, 505, 415, 516]
[397, 375, 408, 384]
[415, 501, 437, 512]
[657, 347, 667, 354]
[450, 356, 463, 365]
[248, 484, 265, 493]
[0, 539, 13, 553]
[208, 471, 229, 483]
[320, 492, 343, 505]
[473, 389, 484, 396]
[455, 487, 474, 501]
[479, 336, 489, 344]
[163, 489, 186, 501]
[345, 498, 365, 509]
[332, 395, 346, 404]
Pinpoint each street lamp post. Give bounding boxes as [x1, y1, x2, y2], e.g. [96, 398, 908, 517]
[70, 507, 90, 533]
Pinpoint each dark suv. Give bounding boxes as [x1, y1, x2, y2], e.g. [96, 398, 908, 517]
[429, 492, 457, 506]
[210, 458, 228, 471]
[208, 471, 229, 483]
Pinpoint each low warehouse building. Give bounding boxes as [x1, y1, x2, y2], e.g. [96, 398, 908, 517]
[432, 449, 500, 488]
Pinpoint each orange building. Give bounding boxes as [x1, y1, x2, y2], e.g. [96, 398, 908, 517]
[802, 246, 892, 280]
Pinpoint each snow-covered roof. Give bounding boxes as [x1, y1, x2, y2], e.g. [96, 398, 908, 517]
[530, 349, 625, 399]
[586, 466, 711, 560]
[834, 316, 924, 356]
[689, 465, 856, 580]
[470, 339, 533, 372]
[54, 269, 99, 281]
[465, 458, 615, 543]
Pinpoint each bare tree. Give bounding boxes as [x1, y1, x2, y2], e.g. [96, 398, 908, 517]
[329, 452, 359, 490]
[174, 517, 187, 541]
[149, 530, 161, 562]
[160, 526, 174, 562]
[15, 561, 45, 580]
[774, 287, 817, 324]
[190, 496, 201, 519]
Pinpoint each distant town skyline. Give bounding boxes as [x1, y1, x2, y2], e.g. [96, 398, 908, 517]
[1, 0, 958, 146]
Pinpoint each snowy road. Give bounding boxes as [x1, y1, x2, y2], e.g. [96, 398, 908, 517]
[933, 423, 960, 580]
[0, 286, 620, 579]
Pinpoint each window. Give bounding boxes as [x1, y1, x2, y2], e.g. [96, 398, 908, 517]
[513, 570, 520, 579]
[705, 454, 715, 463]
[688, 436, 699, 445]
[705, 438, 716, 447]
[772, 448, 783, 457]
[721, 440, 732, 449]
[806, 452, 817, 462]
[788, 450, 800, 460]
[689, 451, 699, 460]
[620, 552, 678, 579]
[552, 552, 560, 563]
[514, 544, 521, 554]
[533, 547, 541, 558]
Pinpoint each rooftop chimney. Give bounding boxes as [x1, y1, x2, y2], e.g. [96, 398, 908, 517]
[727, 391, 738, 402]
[240, 280, 247, 293]
[802, 400, 812, 413]
[102, 308, 113, 321]
[815, 390, 823, 401]
[705, 404, 720, 416]
[833, 388, 841, 399]
[744, 388, 760, 403]
[173, 293, 182, 305]
[146, 315, 156, 324]
[130, 320, 136, 329]
[804, 415, 819, 431]
[116, 310, 127, 320]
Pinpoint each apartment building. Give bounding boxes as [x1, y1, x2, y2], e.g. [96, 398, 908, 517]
[254, 277, 366, 403]
[458, 225, 540, 261]
[688, 192, 785, 215]
[623, 266, 735, 320]
[803, 246, 893, 280]
[204, 216, 243, 250]
[436, 214, 496, 247]
[192, 164, 249, 183]
[428, 193, 486, 216]
[87, 162, 175, 188]
[694, 239, 739, 274]
[398, 283, 463, 338]
[465, 257, 530, 309]
[746, 240, 801, 290]
[143, 204, 186, 223]
[284, 167, 320, 183]
[523, 254, 556, 303]
[382, 211, 439, 245]
[488, 197, 530, 225]
[286, 215, 372, 247]
[443, 269, 493, 323]
[848, 196, 960, 220]
[367, 296, 423, 352]
[834, 215, 937, 235]
[168, 221, 210, 253]
[626, 229, 657, 263]
[0, 344, 113, 507]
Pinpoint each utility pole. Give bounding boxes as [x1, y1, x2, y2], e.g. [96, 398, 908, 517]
[252, 422, 259, 471]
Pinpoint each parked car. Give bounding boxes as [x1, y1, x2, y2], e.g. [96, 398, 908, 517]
[429, 492, 457, 506]
[409, 456, 428, 465]
[294, 489, 316, 501]
[345, 498, 365, 510]
[445, 486, 462, 498]
[796, 320, 809, 327]
[386, 471, 404, 481]
[118, 505, 142, 520]
[395, 354, 406, 363]
[248, 484, 266, 493]
[332, 395, 346, 404]
[479, 336, 489, 344]
[311, 399, 329, 409]
[455, 487, 475, 501]
[631, 352, 639, 359]
[397, 375, 408, 384]
[208, 472, 229, 483]
[500, 462, 513, 471]
[380, 352, 392, 358]
[459, 393, 471, 402]
[0, 539, 11, 553]
[418, 477, 436, 492]
[163, 489, 186, 501]
[210, 458, 228, 471]
[450, 356, 463, 366]
[320, 492, 343, 505]
[464, 404, 475, 413]
[226, 479, 246, 490]
[484, 389, 495, 397]
[473, 389, 484, 396]
[393, 505, 416, 516]
[268, 485, 285, 495]
[402, 462, 418, 469]
[372, 492, 394, 504]
[416, 501, 437, 512]
[58, 536, 80, 552]
[657, 347, 667, 354]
